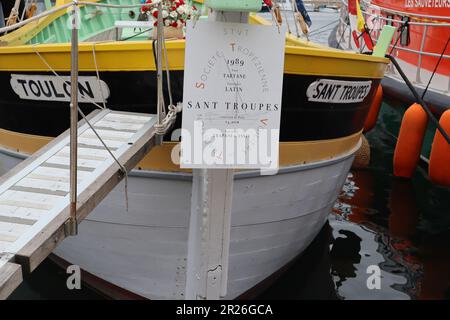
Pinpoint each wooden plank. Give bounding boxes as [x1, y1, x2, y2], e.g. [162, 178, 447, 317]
[15, 178, 70, 194]
[94, 119, 143, 132]
[0, 221, 30, 236]
[0, 233, 18, 242]
[28, 166, 90, 182]
[45, 155, 103, 169]
[81, 128, 135, 141]
[104, 113, 151, 123]
[0, 110, 102, 186]
[0, 215, 37, 226]
[0, 241, 11, 252]
[15, 121, 158, 274]
[78, 137, 123, 149]
[0, 204, 47, 218]
[9, 185, 68, 197]
[56, 146, 109, 161]
[40, 162, 95, 172]
[0, 263, 22, 300]
[15, 117, 156, 272]
[0, 190, 64, 207]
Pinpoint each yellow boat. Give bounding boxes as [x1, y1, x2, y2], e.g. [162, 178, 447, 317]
[0, 0, 388, 299]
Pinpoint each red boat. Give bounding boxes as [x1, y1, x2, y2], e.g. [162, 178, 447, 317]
[331, 0, 450, 113]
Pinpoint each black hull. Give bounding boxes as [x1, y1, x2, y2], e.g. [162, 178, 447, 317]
[0, 70, 380, 141]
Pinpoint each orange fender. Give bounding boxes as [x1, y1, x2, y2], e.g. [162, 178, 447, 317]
[429, 110, 450, 186]
[363, 85, 383, 132]
[393, 103, 428, 178]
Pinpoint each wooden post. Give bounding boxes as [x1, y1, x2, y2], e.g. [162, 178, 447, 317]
[185, 169, 234, 299]
[184, 10, 249, 301]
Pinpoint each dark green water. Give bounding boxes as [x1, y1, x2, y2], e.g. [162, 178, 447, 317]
[8, 102, 450, 300]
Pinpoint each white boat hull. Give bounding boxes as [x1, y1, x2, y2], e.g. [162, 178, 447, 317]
[0, 146, 355, 299]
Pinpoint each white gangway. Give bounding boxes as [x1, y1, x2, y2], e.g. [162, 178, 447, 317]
[0, 1, 171, 298]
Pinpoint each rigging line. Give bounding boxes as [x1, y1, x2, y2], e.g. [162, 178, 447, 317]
[336, 23, 348, 49]
[280, 0, 292, 34]
[268, 4, 281, 34]
[31, 47, 131, 210]
[92, 43, 107, 109]
[152, 39, 166, 117]
[77, 106, 130, 211]
[120, 27, 152, 42]
[31, 45, 106, 111]
[162, 35, 174, 108]
[421, 37, 450, 100]
[289, 0, 301, 37]
[308, 20, 339, 35]
[308, 23, 339, 37]
[387, 55, 450, 147]
[20, 0, 30, 22]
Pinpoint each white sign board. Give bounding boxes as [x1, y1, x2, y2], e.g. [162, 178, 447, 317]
[181, 20, 286, 169]
[10, 74, 110, 103]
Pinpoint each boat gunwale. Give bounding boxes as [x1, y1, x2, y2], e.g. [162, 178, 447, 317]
[0, 138, 361, 181]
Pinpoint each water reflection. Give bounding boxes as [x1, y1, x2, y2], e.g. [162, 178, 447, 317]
[331, 166, 450, 300]
[330, 230, 362, 291]
[262, 123, 450, 300]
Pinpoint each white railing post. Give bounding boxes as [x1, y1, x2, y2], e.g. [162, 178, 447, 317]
[415, 25, 428, 84]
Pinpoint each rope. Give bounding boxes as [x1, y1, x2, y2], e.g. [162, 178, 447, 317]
[31, 45, 131, 210]
[336, 23, 348, 48]
[162, 36, 174, 109]
[152, 39, 166, 121]
[20, 0, 30, 22]
[421, 37, 450, 100]
[154, 103, 182, 135]
[268, 4, 281, 33]
[151, 25, 183, 135]
[120, 27, 152, 42]
[280, 0, 292, 34]
[77, 107, 130, 211]
[92, 43, 107, 110]
[289, 0, 301, 37]
[308, 19, 338, 36]
[32, 45, 106, 111]
[291, 0, 309, 39]
[387, 54, 450, 147]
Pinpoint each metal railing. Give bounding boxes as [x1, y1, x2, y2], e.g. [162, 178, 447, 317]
[338, 0, 450, 91]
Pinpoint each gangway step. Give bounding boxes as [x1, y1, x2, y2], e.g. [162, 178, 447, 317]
[0, 109, 157, 299]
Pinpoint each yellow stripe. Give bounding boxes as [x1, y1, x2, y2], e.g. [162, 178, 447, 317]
[0, 128, 361, 172]
[0, 13, 388, 78]
[0, 40, 387, 78]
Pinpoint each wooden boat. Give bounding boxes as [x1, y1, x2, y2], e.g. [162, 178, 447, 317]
[0, 0, 388, 299]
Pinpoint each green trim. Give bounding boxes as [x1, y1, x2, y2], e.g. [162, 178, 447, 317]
[27, 0, 146, 44]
